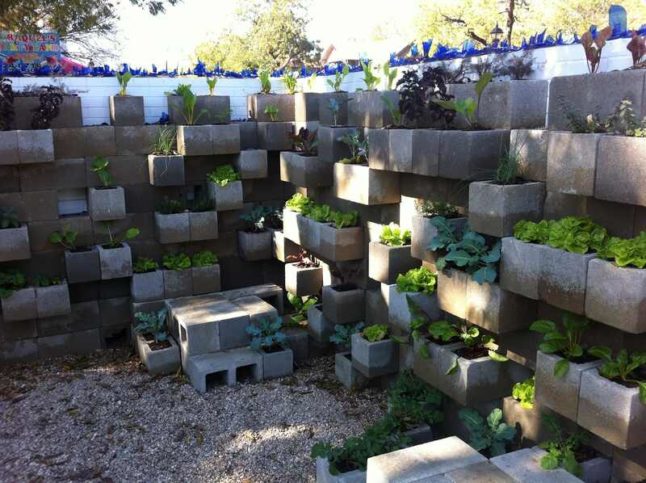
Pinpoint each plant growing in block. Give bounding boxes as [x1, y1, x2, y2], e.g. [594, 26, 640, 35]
[131, 257, 164, 302]
[50, 227, 101, 283]
[109, 71, 145, 126]
[247, 316, 293, 379]
[162, 252, 193, 298]
[0, 270, 36, 322]
[88, 157, 126, 221]
[191, 250, 221, 295]
[351, 324, 397, 378]
[97, 225, 139, 280]
[238, 206, 273, 262]
[285, 250, 322, 297]
[34, 276, 71, 318]
[411, 200, 464, 264]
[207, 165, 243, 211]
[134, 308, 180, 375]
[368, 223, 418, 284]
[148, 126, 185, 186]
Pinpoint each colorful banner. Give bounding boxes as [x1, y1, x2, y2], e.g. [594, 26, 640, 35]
[0, 31, 62, 67]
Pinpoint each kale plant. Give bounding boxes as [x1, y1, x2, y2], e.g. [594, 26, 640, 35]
[246, 316, 287, 352]
[134, 308, 169, 343]
[459, 408, 516, 457]
[329, 322, 364, 348]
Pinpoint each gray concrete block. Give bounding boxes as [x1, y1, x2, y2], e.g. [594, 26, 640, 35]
[189, 211, 218, 242]
[260, 348, 293, 379]
[236, 121, 258, 150]
[98, 297, 130, 327]
[38, 328, 102, 358]
[0, 338, 38, 362]
[185, 347, 262, 392]
[585, 259, 645, 334]
[547, 132, 600, 197]
[387, 284, 440, 332]
[148, 154, 185, 186]
[130, 270, 164, 302]
[322, 284, 365, 324]
[1, 287, 37, 322]
[307, 304, 334, 343]
[318, 92, 349, 127]
[256, 122, 294, 151]
[490, 447, 582, 482]
[177, 125, 212, 156]
[280, 151, 332, 188]
[17, 129, 55, 164]
[502, 396, 551, 446]
[366, 436, 487, 483]
[238, 230, 272, 262]
[348, 90, 398, 128]
[438, 130, 510, 180]
[335, 351, 368, 390]
[233, 295, 278, 323]
[212, 124, 241, 154]
[500, 238, 543, 300]
[219, 283, 284, 314]
[318, 125, 357, 162]
[511, 129, 549, 181]
[163, 268, 192, 298]
[270, 228, 299, 262]
[367, 128, 389, 170]
[53, 126, 115, 159]
[97, 243, 133, 280]
[88, 186, 126, 221]
[114, 125, 158, 155]
[19, 158, 86, 191]
[411, 129, 441, 177]
[283, 326, 308, 362]
[319, 224, 364, 262]
[441, 461, 514, 483]
[35, 282, 71, 318]
[135, 333, 180, 375]
[0, 131, 19, 165]
[64, 247, 101, 284]
[208, 180, 244, 211]
[282, 209, 308, 246]
[247, 93, 295, 122]
[612, 446, 646, 483]
[234, 149, 268, 179]
[155, 212, 190, 244]
[595, 135, 646, 207]
[109, 95, 145, 126]
[437, 269, 468, 319]
[316, 457, 366, 483]
[468, 181, 545, 238]
[0, 225, 31, 262]
[38, 300, 100, 336]
[368, 241, 418, 285]
[197, 95, 231, 125]
[294, 92, 319, 122]
[191, 265, 221, 295]
[351, 332, 397, 378]
[285, 262, 323, 296]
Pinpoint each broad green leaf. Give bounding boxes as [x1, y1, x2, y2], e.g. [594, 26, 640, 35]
[488, 350, 508, 362]
[553, 358, 570, 378]
[446, 357, 459, 375]
[540, 452, 559, 470]
[530, 319, 556, 334]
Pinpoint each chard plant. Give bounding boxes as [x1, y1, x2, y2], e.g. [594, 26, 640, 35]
[91, 156, 114, 188]
[286, 293, 318, 326]
[382, 63, 397, 90]
[307, 71, 318, 91]
[290, 127, 318, 155]
[360, 61, 380, 90]
[246, 316, 287, 352]
[103, 225, 139, 249]
[48, 227, 78, 250]
[191, 250, 217, 267]
[162, 253, 191, 271]
[206, 76, 217, 95]
[512, 376, 535, 409]
[282, 71, 298, 95]
[587, 346, 646, 404]
[379, 223, 411, 247]
[116, 70, 133, 96]
[259, 70, 272, 94]
[443, 322, 507, 374]
[207, 164, 240, 187]
[362, 324, 389, 343]
[459, 408, 516, 457]
[326, 64, 350, 92]
[433, 72, 492, 129]
[176, 84, 206, 125]
[133, 257, 159, 273]
[329, 322, 364, 348]
[395, 267, 437, 294]
[338, 132, 368, 164]
[264, 104, 279, 121]
[327, 97, 341, 126]
[134, 308, 169, 343]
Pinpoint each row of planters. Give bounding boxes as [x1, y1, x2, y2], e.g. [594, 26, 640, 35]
[130, 251, 220, 301]
[154, 197, 218, 243]
[501, 216, 646, 333]
[0, 271, 71, 321]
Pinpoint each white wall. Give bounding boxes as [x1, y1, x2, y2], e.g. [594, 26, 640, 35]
[9, 38, 633, 126]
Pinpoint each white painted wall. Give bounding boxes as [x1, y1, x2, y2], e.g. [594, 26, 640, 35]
[9, 38, 633, 126]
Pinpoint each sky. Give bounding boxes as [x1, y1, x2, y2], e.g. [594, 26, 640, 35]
[114, 0, 419, 68]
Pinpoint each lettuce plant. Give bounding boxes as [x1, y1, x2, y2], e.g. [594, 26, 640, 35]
[308, 203, 332, 223]
[191, 250, 217, 267]
[285, 193, 311, 213]
[362, 324, 389, 342]
[207, 164, 240, 187]
[459, 408, 516, 457]
[380, 223, 411, 247]
[588, 346, 646, 404]
[133, 257, 159, 273]
[597, 231, 646, 269]
[0, 270, 26, 299]
[162, 253, 191, 271]
[395, 267, 437, 294]
[513, 217, 608, 254]
[331, 210, 359, 229]
[512, 376, 535, 409]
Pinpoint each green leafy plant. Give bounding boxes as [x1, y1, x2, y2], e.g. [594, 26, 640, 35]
[539, 414, 587, 477]
[382, 94, 403, 127]
[530, 312, 590, 378]
[207, 164, 240, 187]
[116, 70, 132, 96]
[264, 104, 279, 121]
[338, 131, 368, 164]
[443, 323, 507, 374]
[287, 293, 318, 326]
[0, 207, 19, 229]
[459, 408, 516, 457]
[427, 319, 460, 344]
[597, 231, 646, 269]
[605, 98, 646, 137]
[151, 125, 177, 155]
[290, 127, 318, 155]
[285, 193, 311, 213]
[156, 197, 186, 215]
[241, 206, 270, 232]
[512, 376, 535, 409]
[133, 257, 159, 273]
[329, 322, 364, 347]
[32, 274, 62, 287]
[430, 218, 501, 284]
[246, 316, 287, 352]
[191, 250, 217, 267]
[48, 227, 78, 250]
[188, 196, 215, 213]
[379, 223, 411, 247]
[259, 70, 272, 94]
[387, 370, 443, 429]
[162, 253, 191, 271]
[134, 308, 169, 343]
[362, 323, 389, 343]
[206, 76, 217, 95]
[307, 72, 318, 91]
[383, 63, 397, 90]
[395, 267, 437, 294]
[308, 203, 332, 223]
[103, 225, 139, 249]
[360, 61, 380, 90]
[327, 97, 341, 126]
[282, 71, 298, 95]
[174, 83, 206, 125]
[91, 156, 113, 187]
[331, 210, 359, 229]
[588, 346, 646, 404]
[495, 144, 523, 185]
[415, 200, 459, 218]
[326, 64, 350, 92]
[433, 72, 493, 129]
[0, 270, 26, 299]
[513, 217, 608, 255]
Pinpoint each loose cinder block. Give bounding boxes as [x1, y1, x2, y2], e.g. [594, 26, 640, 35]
[148, 154, 185, 186]
[334, 163, 400, 205]
[306, 303, 334, 343]
[491, 447, 581, 483]
[547, 132, 601, 197]
[368, 241, 418, 285]
[135, 334, 181, 375]
[335, 351, 368, 390]
[260, 348, 293, 379]
[233, 295, 278, 323]
[88, 186, 126, 221]
[184, 348, 262, 393]
[234, 149, 268, 179]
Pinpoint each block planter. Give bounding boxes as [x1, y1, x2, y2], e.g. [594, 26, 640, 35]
[282, 209, 310, 246]
[97, 243, 133, 280]
[335, 351, 368, 390]
[256, 122, 294, 151]
[348, 90, 398, 128]
[35, 282, 71, 318]
[15, 129, 55, 164]
[1, 287, 37, 322]
[135, 334, 180, 376]
[177, 124, 240, 155]
[131, 270, 165, 302]
[0, 225, 31, 262]
[547, 132, 601, 197]
[208, 180, 244, 211]
[280, 151, 332, 188]
[260, 348, 293, 379]
[191, 265, 221, 295]
[468, 181, 545, 238]
[315, 457, 365, 483]
[307, 303, 335, 344]
[189, 211, 219, 241]
[148, 154, 185, 186]
[387, 285, 440, 332]
[109, 96, 145, 126]
[500, 238, 544, 300]
[238, 230, 272, 262]
[318, 92, 349, 126]
[322, 284, 365, 324]
[411, 215, 466, 264]
[585, 259, 646, 334]
[318, 125, 358, 162]
[285, 262, 323, 297]
[163, 268, 193, 298]
[154, 212, 190, 244]
[595, 135, 646, 207]
[334, 163, 400, 205]
[247, 94, 295, 122]
[350, 332, 397, 378]
[294, 92, 319, 122]
[534, 351, 601, 422]
[87, 187, 126, 221]
[578, 369, 646, 449]
[64, 247, 101, 283]
[319, 224, 364, 262]
[234, 149, 268, 179]
[438, 130, 510, 180]
[368, 128, 440, 175]
[368, 241, 418, 285]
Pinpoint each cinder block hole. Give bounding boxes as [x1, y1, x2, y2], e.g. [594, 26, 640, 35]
[205, 370, 227, 390]
[236, 364, 257, 383]
[103, 328, 129, 349]
[180, 325, 187, 342]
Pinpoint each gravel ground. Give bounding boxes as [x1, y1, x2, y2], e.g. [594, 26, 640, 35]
[0, 350, 387, 482]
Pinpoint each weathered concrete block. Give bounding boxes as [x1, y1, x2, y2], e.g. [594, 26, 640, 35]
[17, 129, 55, 164]
[351, 332, 397, 378]
[468, 181, 545, 238]
[511, 129, 549, 181]
[247, 94, 295, 122]
[234, 149, 268, 179]
[109, 95, 145, 126]
[208, 180, 244, 211]
[285, 262, 323, 296]
[177, 125, 211, 156]
[437, 269, 468, 319]
[97, 242, 133, 280]
[184, 347, 262, 393]
[371, 129, 440, 175]
[348, 90, 398, 128]
[294, 92, 319, 122]
[148, 154, 185, 186]
[236, 121, 258, 150]
[368, 242, 418, 285]
[35, 282, 71, 318]
[535, 351, 601, 422]
[163, 268, 192, 298]
[491, 447, 582, 482]
[438, 130, 510, 180]
[114, 125, 158, 155]
[500, 238, 543, 300]
[585, 259, 646, 334]
[233, 295, 278, 323]
[1, 287, 37, 322]
[318, 126, 358, 162]
[260, 348, 293, 379]
[319, 224, 363, 262]
[191, 265, 221, 295]
[64, 247, 100, 284]
[54, 126, 116, 159]
[189, 211, 218, 241]
[0, 225, 31, 262]
[0, 131, 19, 165]
[316, 457, 365, 483]
[131, 270, 164, 302]
[502, 396, 551, 446]
[547, 132, 601, 197]
[88, 186, 126, 221]
[539, 246, 595, 315]
[270, 228, 299, 262]
[612, 446, 646, 483]
[410, 129, 441, 176]
[282, 209, 313, 248]
[280, 151, 332, 188]
[238, 230, 272, 261]
[335, 351, 368, 390]
[0, 339, 38, 362]
[367, 128, 389, 170]
[322, 284, 365, 324]
[307, 303, 335, 343]
[212, 124, 241, 154]
[256, 121, 294, 151]
[595, 136, 646, 207]
[318, 92, 349, 127]
[411, 215, 466, 264]
[198, 95, 231, 124]
[154, 212, 190, 244]
[387, 284, 441, 332]
[135, 334, 180, 375]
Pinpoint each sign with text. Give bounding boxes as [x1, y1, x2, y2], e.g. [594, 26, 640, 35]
[0, 31, 62, 66]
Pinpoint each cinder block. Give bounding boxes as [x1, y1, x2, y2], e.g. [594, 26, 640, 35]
[237, 121, 258, 150]
[322, 284, 365, 324]
[189, 211, 218, 241]
[368, 241, 418, 285]
[114, 125, 158, 155]
[294, 92, 319, 122]
[367, 128, 389, 170]
[37, 300, 100, 336]
[97, 242, 133, 280]
[0, 339, 38, 362]
[38, 328, 102, 358]
[65, 247, 101, 284]
[318, 92, 348, 126]
[260, 348, 293, 379]
[35, 282, 71, 318]
[387, 284, 440, 332]
[283, 326, 308, 362]
[280, 151, 332, 188]
[184, 347, 262, 393]
[191, 265, 221, 295]
[0, 131, 19, 165]
[155, 212, 190, 244]
[234, 149, 268, 179]
[335, 351, 368, 390]
[307, 304, 334, 343]
[348, 90, 398, 128]
[351, 332, 397, 378]
[233, 295, 278, 323]
[176, 125, 211, 155]
[88, 186, 126, 221]
[318, 125, 357, 163]
[511, 129, 549, 181]
[135, 333, 180, 375]
[148, 154, 185, 186]
[547, 132, 600, 197]
[0, 225, 31, 262]
[19, 158, 87, 191]
[438, 129, 510, 180]
[247, 93, 295, 122]
[319, 224, 363, 262]
[285, 262, 323, 296]
[17, 129, 55, 164]
[316, 457, 365, 483]
[270, 228, 299, 262]
[612, 446, 646, 483]
[109, 95, 145, 126]
[502, 396, 551, 446]
[500, 238, 543, 300]
[131, 270, 164, 302]
[256, 122, 293, 151]
[334, 163, 400, 205]
[212, 124, 241, 154]
[98, 297, 130, 327]
[411, 215, 466, 264]
[171, 95, 230, 125]
[163, 268, 192, 298]
[491, 447, 582, 482]
[238, 230, 272, 262]
[208, 180, 244, 211]
[595, 136, 646, 207]
[1, 287, 37, 322]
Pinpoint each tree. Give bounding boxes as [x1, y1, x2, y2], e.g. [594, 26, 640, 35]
[193, 0, 321, 71]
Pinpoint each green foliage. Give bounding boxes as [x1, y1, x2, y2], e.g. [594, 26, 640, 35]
[588, 346, 646, 404]
[338, 131, 368, 164]
[512, 377, 535, 409]
[191, 250, 218, 267]
[91, 156, 113, 187]
[175, 83, 207, 125]
[383, 63, 397, 90]
[513, 217, 608, 254]
[134, 308, 169, 343]
[287, 293, 318, 325]
[427, 320, 460, 343]
[156, 197, 186, 214]
[331, 210, 359, 229]
[327, 65, 350, 92]
[429, 217, 500, 284]
[241, 206, 271, 232]
[188, 196, 215, 213]
[560, 98, 646, 136]
[382, 94, 402, 127]
[133, 257, 159, 273]
[0, 269, 26, 299]
[597, 232, 646, 269]
[285, 193, 311, 213]
[0, 207, 19, 229]
[282, 71, 298, 94]
[495, 146, 522, 185]
[206, 76, 217, 95]
[530, 312, 590, 378]
[360, 61, 380, 90]
[246, 316, 287, 351]
[116, 71, 132, 96]
[207, 164, 241, 187]
[379, 223, 411, 247]
[162, 253, 191, 271]
[459, 408, 516, 457]
[539, 414, 586, 477]
[415, 200, 459, 218]
[263, 104, 279, 121]
[362, 324, 389, 343]
[512, 219, 551, 244]
[151, 125, 177, 155]
[433, 72, 492, 129]
[395, 267, 437, 294]
[259, 71, 272, 94]
[48, 227, 78, 250]
[329, 322, 364, 347]
[104, 225, 139, 249]
[32, 274, 62, 287]
[308, 203, 332, 222]
[327, 97, 341, 126]
[387, 370, 444, 429]
[290, 127, 318, 155]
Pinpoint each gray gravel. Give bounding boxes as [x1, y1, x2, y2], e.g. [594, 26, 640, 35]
[0, 350, 387, 482]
